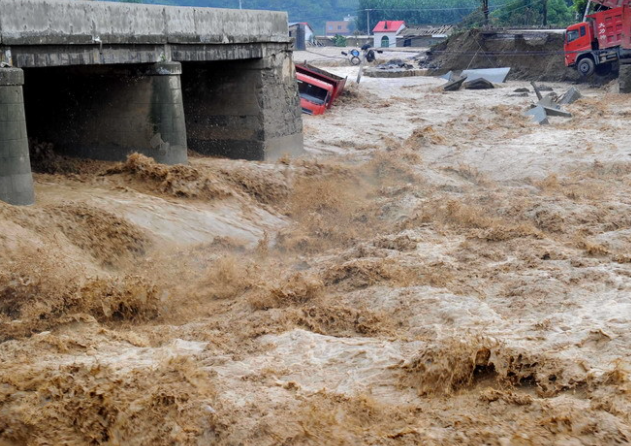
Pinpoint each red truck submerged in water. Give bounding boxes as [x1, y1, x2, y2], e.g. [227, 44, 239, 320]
[296, 72, 334, 115]
[565, 0, 631, 76]
[295, 63, 347, 115]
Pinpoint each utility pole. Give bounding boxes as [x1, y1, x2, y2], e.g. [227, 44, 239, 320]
[239, 0, 242, 9]
[366, 9, 370, 35]
[482, 0, 489, 25]
[583, 0, 591, 20]
[542, 0, 548, 26]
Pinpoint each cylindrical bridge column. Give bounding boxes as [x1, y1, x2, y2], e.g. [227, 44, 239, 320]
[0, 68, 34, 206]
[147, 61, 188, 165]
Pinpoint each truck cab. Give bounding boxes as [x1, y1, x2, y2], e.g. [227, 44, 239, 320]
[564, 22, 593, 68]
[296, 72, 334, 115]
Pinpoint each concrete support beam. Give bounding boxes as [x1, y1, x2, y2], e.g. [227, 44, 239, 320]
[9, 43, 266, 68]
[0, 68, 35, 206]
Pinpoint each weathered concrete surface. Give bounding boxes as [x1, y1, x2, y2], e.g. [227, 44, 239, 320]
[461, 67, 510, 83]
[0, 0, 289, 46]
[558, 87, 582, 105]
[0, 0, 291, 68]
[183, 44, 302, 161]
[464, 78, 494, 89]
[524, 105, 549, 125]
[0, 68, 35, 206]
[443, 75, 467, 91]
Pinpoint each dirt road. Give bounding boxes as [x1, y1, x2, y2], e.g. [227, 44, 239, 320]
[2, 69, 631, 445]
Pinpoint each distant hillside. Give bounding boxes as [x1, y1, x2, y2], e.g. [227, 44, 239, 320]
[130, 0, 359, 34]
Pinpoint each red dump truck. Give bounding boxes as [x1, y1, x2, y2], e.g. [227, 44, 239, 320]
[295, 63, 347, 115]
[565, 0, 631, 76]
[296, 72, 334, 115]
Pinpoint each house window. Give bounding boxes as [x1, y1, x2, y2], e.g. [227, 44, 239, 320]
[381, 36, 389, 47]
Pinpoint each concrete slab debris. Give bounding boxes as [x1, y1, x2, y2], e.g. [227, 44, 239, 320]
[535, 93, 571, 118]
[538, 92, 559, 108]
[443, 75, 467, 91]
[440, 71, 454, 81]
[541, 106, 572, 118]
[514, 87, 530, 93]
[464, 78, 494, 89]
[524, 105, 549, 125]
[557, 87, 582, 105]
[530, 81, 543, 100]
[461, 67, 510, 83]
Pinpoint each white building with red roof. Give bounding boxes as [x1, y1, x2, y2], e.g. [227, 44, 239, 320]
[372, 20, 406, 48]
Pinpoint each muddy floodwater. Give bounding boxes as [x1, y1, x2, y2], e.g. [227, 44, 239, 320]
[3, 66, 631, 445]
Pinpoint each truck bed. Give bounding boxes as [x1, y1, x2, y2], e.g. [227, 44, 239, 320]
[589, 5, 631, 50]
[295, 63, 347, 106]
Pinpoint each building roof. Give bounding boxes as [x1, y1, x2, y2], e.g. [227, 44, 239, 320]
[373, 21, 405, 33]
[400, 25, 453, 37]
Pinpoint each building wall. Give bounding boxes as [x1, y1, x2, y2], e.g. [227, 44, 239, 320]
[373, 32, 398, 48]
[304, 27, 314, 42]
[325, 21, 351, 36]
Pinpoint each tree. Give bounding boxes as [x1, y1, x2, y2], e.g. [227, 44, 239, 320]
[572, 0, 589, 18]
[492, 0, 573, 26]
[548, 0, 574, 25]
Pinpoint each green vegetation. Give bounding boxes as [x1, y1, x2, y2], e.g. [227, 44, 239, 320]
[492, 0, 574, 27]
[332, 34, 348, 46]
[356, 0, 480, 31]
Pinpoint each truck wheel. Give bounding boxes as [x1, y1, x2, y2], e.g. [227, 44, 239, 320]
[350, 56, 361, 66]
[577, 58, 595, 77]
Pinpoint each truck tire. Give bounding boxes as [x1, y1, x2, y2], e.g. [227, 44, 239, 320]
[618, 64, 631, 93]
[577, 57, 595, 77]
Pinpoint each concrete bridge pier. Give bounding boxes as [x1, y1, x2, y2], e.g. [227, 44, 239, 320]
[183, 44, 303, 161]
[0, 68, 35, 206]
[145, 62, 188, 165]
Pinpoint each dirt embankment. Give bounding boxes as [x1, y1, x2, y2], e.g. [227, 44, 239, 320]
[428, 29, 583, 82]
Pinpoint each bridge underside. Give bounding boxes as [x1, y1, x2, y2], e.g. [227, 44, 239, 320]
[0, 1, 303, 205]
[0, 43, 303, 205]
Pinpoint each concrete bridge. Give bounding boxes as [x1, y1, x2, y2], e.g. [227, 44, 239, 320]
[0, 0, 303, 205]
